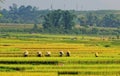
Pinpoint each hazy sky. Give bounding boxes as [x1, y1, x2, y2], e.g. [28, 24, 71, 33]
[0, 0, 120, 10]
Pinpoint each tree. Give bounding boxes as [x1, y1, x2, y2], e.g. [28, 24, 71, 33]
[0, 0, 4, 18]
[78, 13, 100, 27]
[0, 13, 2, 17]
[78, 16, 87, 26]
[32, 23, 38, 33]
[62, 11, 75, 30]
[101, 14, 119, 27]
[43, 10, 75, 33]
[92, 27, 100, 35]
[0, 0, 4, 3]
[0, 4, 41, 23]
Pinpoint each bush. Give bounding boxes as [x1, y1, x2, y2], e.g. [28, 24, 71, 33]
[104, 44, 111, 47]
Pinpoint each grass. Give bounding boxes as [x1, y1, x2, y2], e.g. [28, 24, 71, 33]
[0, 72, 57, 76]
[0, 33, 120, 76]
[0, 57, 119, 76]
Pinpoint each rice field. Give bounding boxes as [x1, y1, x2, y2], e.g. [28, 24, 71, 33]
[0, 33, 120, 76]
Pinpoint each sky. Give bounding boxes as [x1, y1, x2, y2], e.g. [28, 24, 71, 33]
[0, 0, 120, 10]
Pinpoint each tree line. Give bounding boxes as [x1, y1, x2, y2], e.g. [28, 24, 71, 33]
[0, 4, 120, 35]
[0, 4, 49, 23]
[78, 12, 120, 28]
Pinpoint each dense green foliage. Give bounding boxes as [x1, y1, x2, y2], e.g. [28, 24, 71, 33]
[0, 4, 48, 23]
[0, 23, 119, 35]
[78, 12, 120, 27]
[0, 4, 120, 35]
[43, 10, 75, 33]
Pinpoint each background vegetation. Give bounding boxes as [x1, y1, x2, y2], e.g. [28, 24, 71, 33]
[0, 4, 120, 35]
